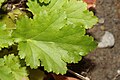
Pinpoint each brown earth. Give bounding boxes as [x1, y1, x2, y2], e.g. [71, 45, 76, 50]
[77, 0, 120, 80]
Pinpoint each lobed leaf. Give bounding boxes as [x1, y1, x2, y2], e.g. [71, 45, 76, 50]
[0, 54, 28, 80]
[0, 23, 14, 50]
[12, 0, 98, 74]
[28, 0, 98, 29]
[0, 0, 4, 7]
[13, 19, 97, 74]
[62, 0, 98, 29]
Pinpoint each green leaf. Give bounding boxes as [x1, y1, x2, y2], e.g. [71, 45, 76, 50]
[0, 15, 15, 29]
[12, 0, 98, 74]
[47, 0, 66, 12]
[0, 0, 4, 7]
[0, 66, 13, 80]
[27, 0, 98, 29]
[13, 18, 97, 74]
[0, 54, 28, 80]
[0, 23, 14, 49]
[27, 0, 42, 15]
[18, 40, 68, 74]
[62, 0, 98, 29]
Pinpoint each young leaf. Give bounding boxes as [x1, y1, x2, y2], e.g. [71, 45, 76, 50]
[0, 54, 28, 80]
[27, 0, 98, 28]
[62, 0, 98, 29]
[13, 19, 97, 74]
[0, 23, 14, 49]
[12, 0, 98, 74]
[0, 0, 4, 7]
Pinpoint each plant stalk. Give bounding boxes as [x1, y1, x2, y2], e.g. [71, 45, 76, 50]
[68, 69, 90, 80]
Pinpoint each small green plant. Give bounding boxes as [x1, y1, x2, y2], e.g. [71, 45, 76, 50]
[0, 0, 98, 80]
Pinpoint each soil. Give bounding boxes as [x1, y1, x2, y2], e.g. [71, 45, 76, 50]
[68, 0, 120, 80]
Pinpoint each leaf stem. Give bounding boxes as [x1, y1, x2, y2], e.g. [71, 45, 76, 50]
[67, 69, 90, 80]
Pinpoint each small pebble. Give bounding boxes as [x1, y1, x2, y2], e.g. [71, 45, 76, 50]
[98, 31, 115, 48]
[100, 26, 105, 31]
[99, 18, 105, 24]
[117, 70, 120, 75]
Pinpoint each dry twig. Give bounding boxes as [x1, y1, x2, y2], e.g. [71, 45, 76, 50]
[68, 69, 90, 80]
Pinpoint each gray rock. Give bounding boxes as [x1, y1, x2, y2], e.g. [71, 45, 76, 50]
[98, 18, 105, 24]
[98, 31, 115, 48]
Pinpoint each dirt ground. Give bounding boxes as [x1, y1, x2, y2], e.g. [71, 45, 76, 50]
[83, 0, 120, 80]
